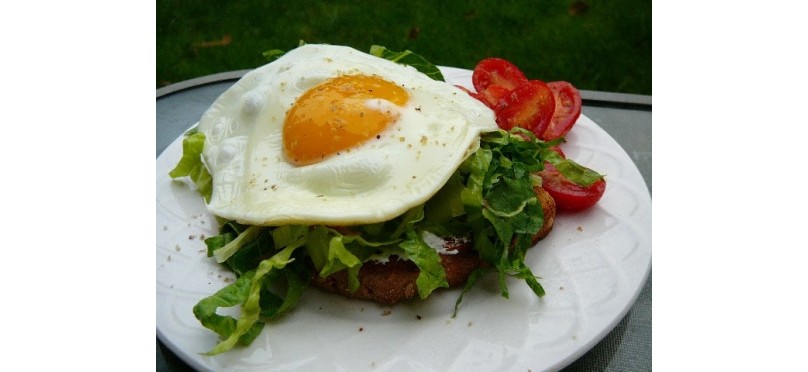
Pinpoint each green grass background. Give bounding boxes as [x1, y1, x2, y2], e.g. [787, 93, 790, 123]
[157, 0, 650, 95]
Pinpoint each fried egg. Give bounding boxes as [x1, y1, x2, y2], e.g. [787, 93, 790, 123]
[198, 44, 497, 225]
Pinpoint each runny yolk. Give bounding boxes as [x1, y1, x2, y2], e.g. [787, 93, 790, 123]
[283, 74, 409, 166]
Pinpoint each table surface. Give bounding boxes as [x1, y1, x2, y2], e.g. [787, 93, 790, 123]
[156, 72, 652, 372]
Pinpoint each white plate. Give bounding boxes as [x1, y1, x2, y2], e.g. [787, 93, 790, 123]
[156, 67, 651, 372]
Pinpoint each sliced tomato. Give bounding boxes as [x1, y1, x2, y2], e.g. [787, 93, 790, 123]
[454, 85, 482, 101]
[494, 80, 555, 134]
[540, 146, 604, 211]
[541, 81, 582, 141]
[477, 84, 511, 109]
[472, 58, 529, 93]
[548, 145, 566, 159]
[538, 168, 605, 211]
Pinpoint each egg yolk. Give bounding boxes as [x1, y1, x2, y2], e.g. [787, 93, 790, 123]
[283, 75, 409, 165]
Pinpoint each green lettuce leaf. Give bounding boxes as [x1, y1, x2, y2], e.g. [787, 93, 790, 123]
[262, 40, 306, 61]
[450, 128, 558, 309]
[452, 267, 490, 317]
[550, 157, 605, 187]
[257, 260, 309, 319]
[204, 232, 235, 258]
[424, 171, 466, 225]
[169, 131, 213, 203]
[390, 205, 426, 239]
[398, 230, 449, 299]
[201, 244, 302, 355]
[459, 148, 492, 208]
[193, 223, 310, 355]
[369, 45, 445, 81]
[192, 271, 264, 349]
[262, 49, 286, 62]
[271, 225, 309, 249]
[304, 226, 331, 272]
[304, 225, 401, 293]
[320, 234, 362, 280]
[213, 226, 265, 263]
[226, 234, 271, 276]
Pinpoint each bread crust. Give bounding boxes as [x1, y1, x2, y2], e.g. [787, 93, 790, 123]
[310, 186, 556, 304]
[532, 186, 556, 243]
[309, 251, 483, 304]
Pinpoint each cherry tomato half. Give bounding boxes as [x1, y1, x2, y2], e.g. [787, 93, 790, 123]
[477, 84, 511, 109]
[549, 145, 566, 159]
[472, 58, 529, 93]
[454, 85, 482, 101]
[541, 81, 582, 141]
[494, 80, 555, 135]
[538, 167, 605, 212]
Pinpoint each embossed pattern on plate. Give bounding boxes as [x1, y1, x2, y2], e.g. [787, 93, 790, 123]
[157, 67, 651, 372]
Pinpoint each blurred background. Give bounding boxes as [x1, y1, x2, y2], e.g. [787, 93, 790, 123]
[157, 0, 650, 95]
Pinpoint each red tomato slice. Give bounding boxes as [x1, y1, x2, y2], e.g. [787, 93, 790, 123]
[547, 144, 566, 159]
[538, 169, 605, 211]
[494, 80, 555, 134]
[477, 84, 511, 109]
[454, 85, 482, 101]
[541, 81, 582, 141]
[472, 58, 529, 93]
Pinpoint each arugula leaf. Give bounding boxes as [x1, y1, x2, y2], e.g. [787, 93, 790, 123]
[169, 131, 212, 203]
[369, 45, 445, 81]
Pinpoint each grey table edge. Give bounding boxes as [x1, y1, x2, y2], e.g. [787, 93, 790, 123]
[156, 72, 652, 372]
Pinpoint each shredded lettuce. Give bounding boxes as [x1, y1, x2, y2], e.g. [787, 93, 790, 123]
[319, 233, 364, 290]
[305, 225, 402, 291]
[262, 49, 286, 62]
[450, 129, 556, 310]
[213, 225, 264, 263]
[369, 45, 445, 81]
[192, 271, 264, 350]
[261, 40, 306, 62]
[169, 130, 213, 203]
[549, 155, 605, 187]
[399, 230, 449, 299]
[197, 244, 305, 355]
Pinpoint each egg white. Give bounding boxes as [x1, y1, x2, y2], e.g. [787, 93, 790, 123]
[197, 44, 498, 226]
